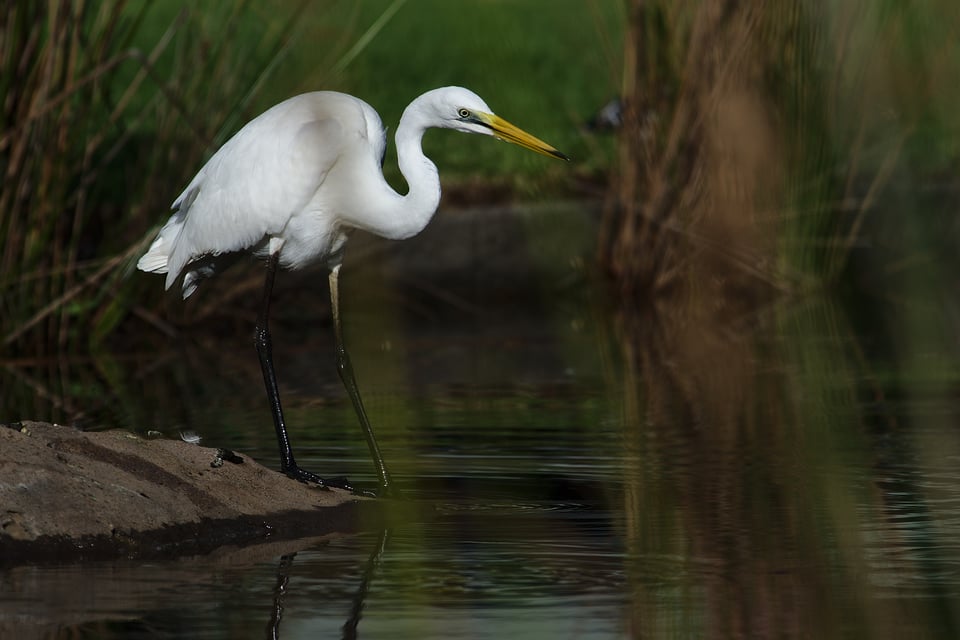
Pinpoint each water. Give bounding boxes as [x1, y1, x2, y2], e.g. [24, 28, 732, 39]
[3, 206, 960, 638]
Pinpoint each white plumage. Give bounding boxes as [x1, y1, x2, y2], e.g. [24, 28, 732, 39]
[139, 87, 565, 297]
[137, 86, 566, 494]
[139, 91, 382, 296]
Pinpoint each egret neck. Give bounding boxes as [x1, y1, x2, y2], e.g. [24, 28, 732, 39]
[354, 94, 442, 241]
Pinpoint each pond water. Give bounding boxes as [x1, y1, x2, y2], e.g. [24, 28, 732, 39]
[2, 204, 960, 638]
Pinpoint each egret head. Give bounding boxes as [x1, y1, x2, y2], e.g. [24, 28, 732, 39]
[417, 86, 569, 161]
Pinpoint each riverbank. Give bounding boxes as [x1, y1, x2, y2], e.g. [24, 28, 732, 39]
[0, 421, 378, 566]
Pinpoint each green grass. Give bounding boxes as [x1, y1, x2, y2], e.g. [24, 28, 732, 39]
[314, 0, 624, 184]
[128, 0, 625, 190]
[0, 0, 623, 353]
[7, 0, 959, 353]
[602, 0, 960, 293]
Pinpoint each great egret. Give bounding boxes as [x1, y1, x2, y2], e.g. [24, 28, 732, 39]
[138, 86, 567, 496]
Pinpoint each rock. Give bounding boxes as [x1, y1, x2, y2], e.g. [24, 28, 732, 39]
[0, 422, 377, 566]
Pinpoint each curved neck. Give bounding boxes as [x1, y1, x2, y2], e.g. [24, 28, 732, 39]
[392, 104, 442, 238]
[351, 98, 441, 241]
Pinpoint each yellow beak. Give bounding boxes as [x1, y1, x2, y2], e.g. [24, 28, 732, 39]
[480, 113, 569, 161]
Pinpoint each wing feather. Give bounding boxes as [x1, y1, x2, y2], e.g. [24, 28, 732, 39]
[158, 96, 354, 288]
[138, 92, 382, 296]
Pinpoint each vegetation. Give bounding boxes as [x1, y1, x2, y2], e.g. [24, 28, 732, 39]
[1, 0, 958, 415]
[603, 0, 960, 299]
[0, 1, 325, 355]
[0, 0, 622, 358]
[2, 5, 958, 635]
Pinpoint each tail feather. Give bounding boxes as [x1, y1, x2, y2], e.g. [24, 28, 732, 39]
[137, 212, 186, 289]
[140, 182, 247, 299]
[136, 236, 172, 274]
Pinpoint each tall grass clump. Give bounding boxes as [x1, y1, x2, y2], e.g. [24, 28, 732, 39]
[601, 0, 792, 304]
[0, 1, 319, 356]
[602, 0, 960, 302]
[0, 2, 142, 355]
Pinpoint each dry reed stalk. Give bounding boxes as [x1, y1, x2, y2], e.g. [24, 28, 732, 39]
[1, 1, 316, 357]
[604, 0, 817, 305]
[1, 1, 135, 355]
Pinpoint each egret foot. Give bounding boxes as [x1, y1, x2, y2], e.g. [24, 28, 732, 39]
[283, 466, 355, 492]
[354, 484, 397, 499]
[282, 466, 394, 498]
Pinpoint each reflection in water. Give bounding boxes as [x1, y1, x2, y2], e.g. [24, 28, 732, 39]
[265, 529, 389, 640]
[274, 501, 626, 637]
[341, 529, 389, 640]
[610, 294, 960, 639]
[2, 204, 960, 637]
[266, 554, 293, 640]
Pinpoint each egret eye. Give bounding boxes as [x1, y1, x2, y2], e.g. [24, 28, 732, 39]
[457, 108, 471, 119]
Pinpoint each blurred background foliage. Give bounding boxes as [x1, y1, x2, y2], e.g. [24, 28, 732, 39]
[2, 5, 960, 634]
[1, 0, 958, 357]
[0, 0, 621, 358]
[606, 0, 960, 300]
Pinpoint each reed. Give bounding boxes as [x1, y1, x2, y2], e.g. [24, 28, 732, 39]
[603, 0, 960, 299]
[601, 0, 787, 302]
[0, 1, 315, 356]
[1, 2, 133, 354]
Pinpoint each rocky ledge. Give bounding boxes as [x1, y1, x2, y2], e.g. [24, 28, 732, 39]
[0, 421, 378, 566]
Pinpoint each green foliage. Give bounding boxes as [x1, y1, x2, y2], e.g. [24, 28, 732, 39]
[5, 0, 958, 353]
[775, 0, 960, 280]
[606, 0, 960, 293]
[317, 0, 624, 182]
[0, 1, 328, 355]
[0, 0, 623, 354]
[1, 2, 144, 355]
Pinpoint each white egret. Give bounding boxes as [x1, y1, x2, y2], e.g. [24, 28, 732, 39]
[138, 86, 567, 496]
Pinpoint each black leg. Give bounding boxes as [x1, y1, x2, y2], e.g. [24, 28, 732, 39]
[329, 265, 395, 496]
[255, 253, 353, 491]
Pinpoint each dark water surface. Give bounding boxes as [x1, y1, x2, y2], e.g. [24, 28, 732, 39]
[3, 205, 960, 638]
